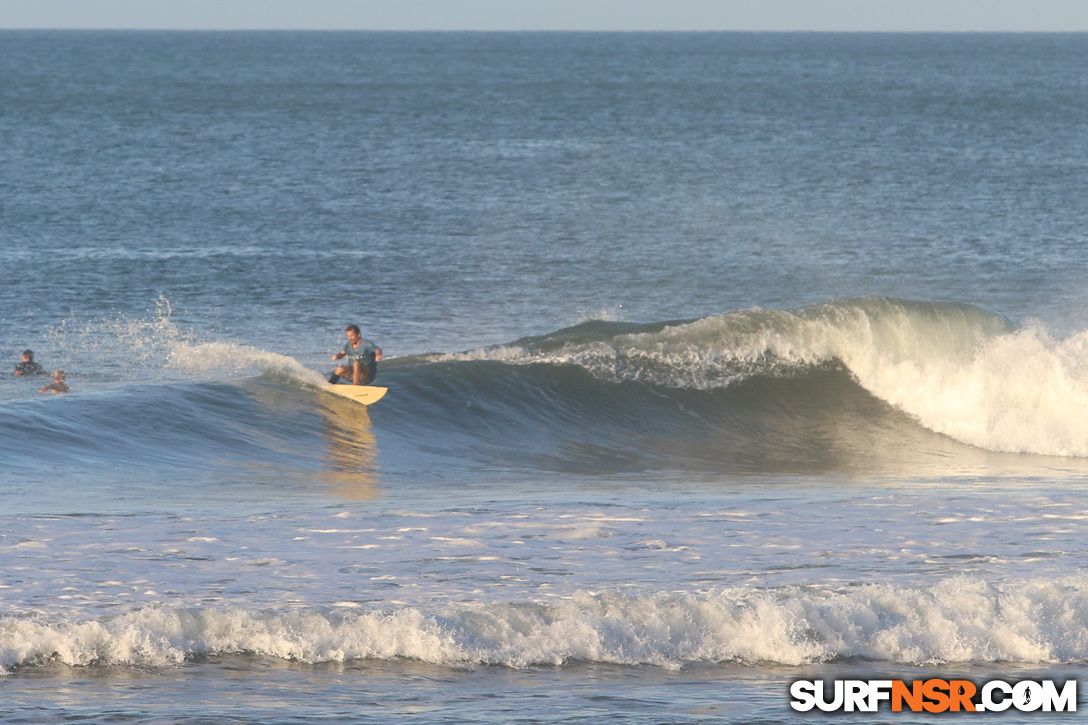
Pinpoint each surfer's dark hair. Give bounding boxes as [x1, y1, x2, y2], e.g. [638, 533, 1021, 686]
[23, 350, 33, 358]
[344, 324, 360, 335]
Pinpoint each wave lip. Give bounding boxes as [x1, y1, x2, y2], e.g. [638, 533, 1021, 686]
[431, 298, 1010, 388]
[5, 576, 1087, 673]
[429, 298, 1088, 458]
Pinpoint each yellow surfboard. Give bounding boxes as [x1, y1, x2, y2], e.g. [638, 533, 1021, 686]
[321, 384, 388, 406]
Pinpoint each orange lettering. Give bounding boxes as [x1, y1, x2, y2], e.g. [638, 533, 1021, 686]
[948, 680, 977, 712]
[892, 680, 923, 712]
[922, 679, 950, 713]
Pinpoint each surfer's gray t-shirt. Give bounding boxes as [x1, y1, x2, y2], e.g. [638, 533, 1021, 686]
[340, 338, 379, 366]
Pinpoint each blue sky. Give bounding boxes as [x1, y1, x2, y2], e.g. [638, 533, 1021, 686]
[2, 0, 1087, 31]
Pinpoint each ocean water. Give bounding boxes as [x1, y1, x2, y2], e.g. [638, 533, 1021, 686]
[3, 30, 1088, 723]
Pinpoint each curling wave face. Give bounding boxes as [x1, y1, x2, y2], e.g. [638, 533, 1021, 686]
[4, 298, 1088, 489]
[425, 298, 1088, 458]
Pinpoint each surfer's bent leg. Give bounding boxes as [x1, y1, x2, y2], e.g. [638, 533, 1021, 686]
[351, 361, 377, 385]
[329, 365, 350, 385]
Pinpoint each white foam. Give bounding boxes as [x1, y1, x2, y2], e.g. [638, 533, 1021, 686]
[438, 299, 1088, 457]
[434, 299, 1006, 388]
[855, 324, 1088, 456]
[4, 575, 1088, 673]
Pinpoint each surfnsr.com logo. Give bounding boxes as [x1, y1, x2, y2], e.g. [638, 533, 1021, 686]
[790, 679, 1077, 713]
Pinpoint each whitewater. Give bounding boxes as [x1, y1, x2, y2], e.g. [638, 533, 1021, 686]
[6, 300, 1088, 679]
[4, 30, 1088, 724]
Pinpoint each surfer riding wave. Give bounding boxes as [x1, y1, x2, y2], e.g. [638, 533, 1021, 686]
[329, 324, 382, 385]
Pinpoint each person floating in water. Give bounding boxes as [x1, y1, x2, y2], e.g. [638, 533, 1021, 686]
[39, 370, 70, 394]
[14, 350, 47, 376]
[329, 324, 382, 385]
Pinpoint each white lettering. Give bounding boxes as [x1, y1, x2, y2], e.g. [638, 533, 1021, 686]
[1014, 680, 1044, 712]
[1040, 680, 1077, 712]
[815, 680, 844, 712]
[981, 680, 1012, 712]
[844, 680, 869, 712]
[867, 680, 893, 711]
[789, 680, 816, 712]
[790, 677, 1076, 713]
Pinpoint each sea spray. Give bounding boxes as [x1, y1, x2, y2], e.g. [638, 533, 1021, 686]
[167, 341, 327, 387]
[29, 294, 327, 388]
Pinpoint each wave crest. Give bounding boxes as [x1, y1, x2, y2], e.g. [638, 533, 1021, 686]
[431, 298, 1088, 457]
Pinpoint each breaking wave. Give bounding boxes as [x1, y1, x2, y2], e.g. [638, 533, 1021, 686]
[5, 576, 1088, 673]
[6, 297, 1088, 481]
